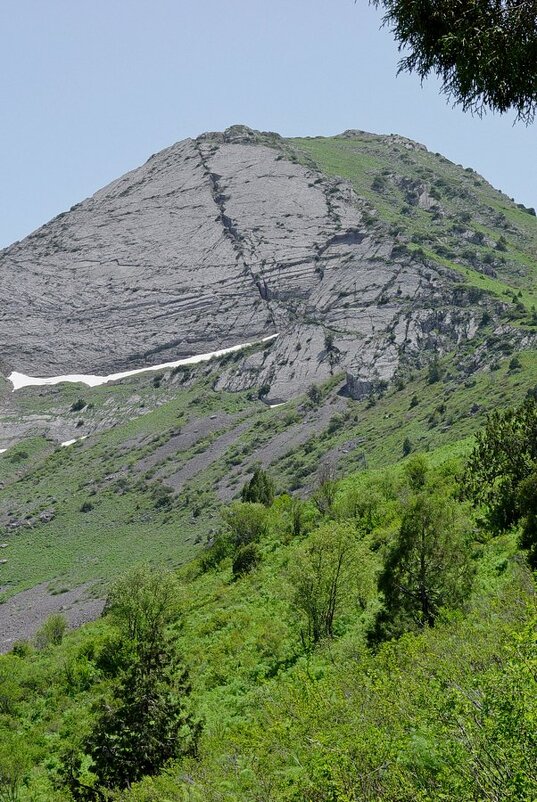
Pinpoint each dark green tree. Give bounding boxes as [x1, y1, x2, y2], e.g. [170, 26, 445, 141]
[61, 567, 200, 798]
[84, 649, 198, 793]
[371, 0, 537, 122]
[427, 355, 442, 384]
[371, 493, 474, 642]
[516, 472, 537, 568]
[402, 436, 413, 456]
[241, 467, 275, 507]
[463, 397, 537, 532]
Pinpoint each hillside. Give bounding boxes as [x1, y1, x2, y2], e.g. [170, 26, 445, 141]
[2, 126, 537, 636]
[0, 126, 536, 800]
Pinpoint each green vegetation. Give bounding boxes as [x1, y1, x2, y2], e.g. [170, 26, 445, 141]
[59, 567, 200, 799]
[0, 399, 535, 798]
[372, 0, 537, 122]
[290, 133, 537, 318]
[1, 131, 537, 800]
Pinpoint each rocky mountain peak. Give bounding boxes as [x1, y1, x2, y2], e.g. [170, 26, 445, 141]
[1, 127, 534, 403]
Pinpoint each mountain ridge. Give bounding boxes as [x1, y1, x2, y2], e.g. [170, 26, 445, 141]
[1, 125, 536, 404]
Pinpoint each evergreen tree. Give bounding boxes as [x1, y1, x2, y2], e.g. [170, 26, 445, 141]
[60, 567, 200, 798]
[371, 0, 537, 122]
[371, 493, 474, 642]
[464, 397, 537, 532]
[241, 467, 275, 507]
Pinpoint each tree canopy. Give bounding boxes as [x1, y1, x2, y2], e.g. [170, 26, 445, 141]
[371, 492, 474, 641]
[371, 0, 537, 122]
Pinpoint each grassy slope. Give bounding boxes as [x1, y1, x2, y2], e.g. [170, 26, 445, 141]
[2, 340, 537, 598]
[2, 440, 534, 801]
[2, 132, 537, 598]
[290, 134, 537, 314]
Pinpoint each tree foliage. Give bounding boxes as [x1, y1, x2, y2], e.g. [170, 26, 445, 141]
[0, 734, 31, 802]
[104, 565, 179, 659]
[61, 567, 200, 798]
[290, 523, 359, 645]
[371, 0, 537, 122]
[464, 397, 537, 532]
[241, 467, 275, 507]
[372, 493, 474, 641]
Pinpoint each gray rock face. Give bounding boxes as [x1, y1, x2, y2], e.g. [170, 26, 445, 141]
[0, 125, 488, 399]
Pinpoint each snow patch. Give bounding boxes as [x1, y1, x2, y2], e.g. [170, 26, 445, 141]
[60, 436, 88, 448]
[8, 335, 279, 391]
[0, 449, 7, 454]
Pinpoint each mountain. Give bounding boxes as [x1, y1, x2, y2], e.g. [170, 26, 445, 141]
[2, 124, 537, 623]
[1, 127, 537, 800]
[3, 125, 537, 403]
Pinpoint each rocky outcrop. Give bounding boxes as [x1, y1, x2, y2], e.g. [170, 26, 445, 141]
[0, 125, 494, 401]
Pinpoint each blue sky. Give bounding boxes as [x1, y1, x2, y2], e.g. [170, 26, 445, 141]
[1, 0, 536, 248]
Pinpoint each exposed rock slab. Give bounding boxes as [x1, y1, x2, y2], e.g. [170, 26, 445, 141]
[0, 125, 489, 400]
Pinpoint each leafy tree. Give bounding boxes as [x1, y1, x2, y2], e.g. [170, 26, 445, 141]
[104, 565, 179, 656]
[372, 493, 474, 641]
[371, 0, 537, 122]
[290, 523, 358, 645]
[0, 734, 32, 802]
[464, 397, 537, 531]
[404, 453, 429, 491]
[61, 567, 200, 798]
[313, 461, 338, 515]
[222, 502, 269, 549]
[241, 467, 275, 507]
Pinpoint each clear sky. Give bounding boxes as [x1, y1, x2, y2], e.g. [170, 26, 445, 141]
[1, 0, 536, 248]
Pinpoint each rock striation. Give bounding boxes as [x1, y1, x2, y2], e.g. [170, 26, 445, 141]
[0, 125, 496, 401]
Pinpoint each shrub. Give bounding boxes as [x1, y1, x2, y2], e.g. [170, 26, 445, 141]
[241, 468, 274, 507]
[402, 437, 413, 456]
[232, 543, 261, 578]
[34, 614, 67, 649]
[70, 398, 87, 412]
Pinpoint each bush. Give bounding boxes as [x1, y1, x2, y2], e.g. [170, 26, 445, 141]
[232, 543, 261, 578]
[241, 468, 274, 507]
[34, 613, 67, 649]
[70, 398, 87, 412]
[307, 384, 322, 406]
[222, 502, 269, 550]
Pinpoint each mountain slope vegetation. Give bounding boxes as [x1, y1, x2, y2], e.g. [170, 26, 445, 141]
[0, 127, 536, 800]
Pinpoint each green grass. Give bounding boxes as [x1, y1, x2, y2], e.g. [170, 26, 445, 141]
[289, 134, 537, 312]
[3, 345, 537, 598]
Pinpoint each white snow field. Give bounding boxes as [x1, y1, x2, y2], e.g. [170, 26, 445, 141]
[8, 335, 279, 391]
